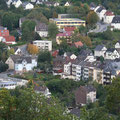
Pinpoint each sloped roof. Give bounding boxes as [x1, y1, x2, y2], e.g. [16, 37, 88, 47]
[74, 41, 83, 48]
[96, 6, 105, 13]
[112, 15, 120, 23]
[35, 23, 48, 31]
[95, 45, 106, 51]
[56, 31, 72, 37]
[105, 11, 114, 16]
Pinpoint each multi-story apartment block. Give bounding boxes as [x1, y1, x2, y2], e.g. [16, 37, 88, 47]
[33, 40, 52, 51]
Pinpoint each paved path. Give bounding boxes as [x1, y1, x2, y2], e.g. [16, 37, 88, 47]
[88, 22, 110, 33]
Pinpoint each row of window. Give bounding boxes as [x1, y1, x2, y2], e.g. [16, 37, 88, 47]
[57, 22, 85, 24]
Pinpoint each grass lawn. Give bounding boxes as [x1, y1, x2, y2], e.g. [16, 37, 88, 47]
[12, 72, 61, 82]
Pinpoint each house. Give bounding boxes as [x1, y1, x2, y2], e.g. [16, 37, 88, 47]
[103, 60, 120, 84]
[6, 55, 37, 73]
[33, 40, 52, 51]
[95, 6, 106, 20]
[14, 47, 22, 55]
[0, 26, 9, 36]
[53, 55, 66, 76]
[105, 48, 120, 60]
[3, 36, 16, 45]
[56, 31, 72, 44]
[75, 85, 96, 106]
[111, 15, 120, 30]
[64, 2, 71, 7]
[33, 81, 51, 98]
[90, 2, 97, 11]
[63, 52, 77, 60]
[22, 2, 34, 10]
[73, 41, 83, 48]
[35, 23, 48, 37]
[103, 11, 115, 24]
[0, 26, 16, 45]
[94, 45, 107, 57]
[49, 14, 86, 29]
[12, 0, 22, 8]
[115, 40, 120, 48]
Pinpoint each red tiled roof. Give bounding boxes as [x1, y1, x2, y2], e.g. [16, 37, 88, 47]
[64, 27, 76, 32]
[4, 36, 15, 42]
[56, 31, 72, 37]
[74, 41, 83, 48]
[105, 11, 114, 16]
[52, 50, 59, 57]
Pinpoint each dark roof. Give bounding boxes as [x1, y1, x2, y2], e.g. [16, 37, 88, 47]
[79, 49, 93, 56]
[35, 23, 48, 31]
[34, 85, 47, 92]
[10, 55, 33, 63]
[112, 15, 120, 23]
[84, 85, 96, 93]
[95, 45, 106, 51]
[96, 6, 105, 13]
[106, 48, 116, 52]
[70, 108, 81, 118]
[90, 2, 96, 8]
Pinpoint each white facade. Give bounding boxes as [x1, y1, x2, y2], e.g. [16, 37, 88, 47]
[87, 91, 96, 104]
[97, 9, 107, 20]
[104, 15, 114, 24]
[105, 50, 120, 60]
[76, 65, 82, 81]
[115, 42, 120, 48]
[64, 2, 71, 6]
[111, 23, 120, 30]
[94, 47, 107, 57]
[14, 48, 22, 55]
[36, 31, 48, 37]
[15, 59, 37, 73]
[24, 3, 34, 10]
[12, 0, 22, 8]
[33, 40, 52, 51]
[0, 79, 28, 89]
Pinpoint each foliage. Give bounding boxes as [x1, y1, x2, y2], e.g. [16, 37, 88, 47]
[86, 11, 99, 28]
[0, 62, 8, 73]
[48, 23, 59, 38]
[27, 44, 39, 55]
[0, 88, 73, 120]
[2, 12, 21, 31]
[21, 20, 36, 42]
[106, 77, 120, 115]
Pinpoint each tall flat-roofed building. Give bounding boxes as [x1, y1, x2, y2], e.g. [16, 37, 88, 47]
[49, 14, 86, 29]
[33, 40, 52, 51]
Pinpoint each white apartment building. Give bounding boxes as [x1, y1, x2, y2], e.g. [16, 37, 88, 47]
[33, 40, 52, 51]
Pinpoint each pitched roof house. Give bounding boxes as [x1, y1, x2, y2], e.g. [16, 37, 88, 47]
[35, 23, 48, 37]
[6, 55, 37, 73]
[111, 15, 120, 30]
[22, 2, 34, 10]
[56, 31, 72, 44]
[74, 41, 83, 48]
[75, 85, 96, 106]
[94, 45, 107, 57]
[104, 11, 115, 23]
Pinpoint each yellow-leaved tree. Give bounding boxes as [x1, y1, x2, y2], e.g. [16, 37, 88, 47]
[27, 44, 39, 55]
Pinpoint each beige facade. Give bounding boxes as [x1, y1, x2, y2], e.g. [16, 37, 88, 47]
[5, 57, 15, 70]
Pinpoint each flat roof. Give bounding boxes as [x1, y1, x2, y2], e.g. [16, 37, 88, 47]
[33, 40, 52, 42]
[50, 18, 85, 22]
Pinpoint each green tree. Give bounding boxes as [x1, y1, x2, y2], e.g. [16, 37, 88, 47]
[48, 23, 58, 38]
[87, 11, 99, 28]
[106, 77, 120, 115]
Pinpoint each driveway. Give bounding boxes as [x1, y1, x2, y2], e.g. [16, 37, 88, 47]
[88, 22, 110, 33]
